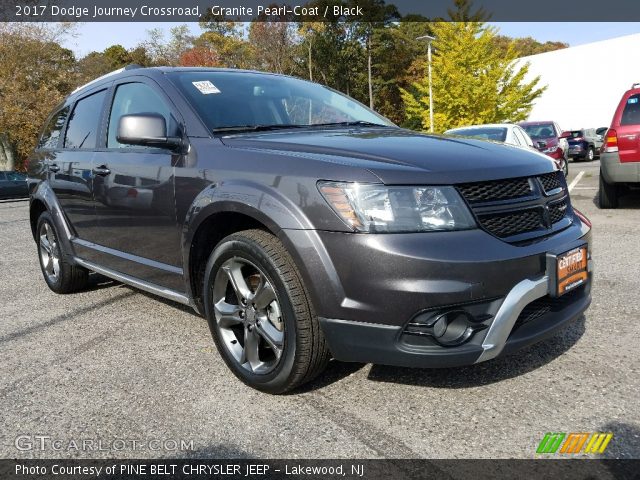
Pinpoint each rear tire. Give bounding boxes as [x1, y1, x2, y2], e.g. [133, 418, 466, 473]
[36, 211, 89, 293]
[203, 229, 330, 394]
[599, 170, 619, 209]
[586, 146, 595, 162]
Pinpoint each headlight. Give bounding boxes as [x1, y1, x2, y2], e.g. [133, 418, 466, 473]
[318, 182, 476, 233]
[542, 146, 559, 154]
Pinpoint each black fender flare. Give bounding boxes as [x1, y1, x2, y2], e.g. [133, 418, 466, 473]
[29, 181, 77, 262]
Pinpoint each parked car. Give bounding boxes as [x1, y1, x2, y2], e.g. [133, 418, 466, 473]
[445, 123, 539, 150]
[596, 127, 608, 140]
[28, 67, 592, 393]
[599, 83, 640, 208]
[0, 170, 28, 199]
[566, 128, 601, 162]
[518, 121, 569, 176]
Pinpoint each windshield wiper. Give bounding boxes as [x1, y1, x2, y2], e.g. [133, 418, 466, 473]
[212, 124, 308, 133]
[307, 121, 390, 128]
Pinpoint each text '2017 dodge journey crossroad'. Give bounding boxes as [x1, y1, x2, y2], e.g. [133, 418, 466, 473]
[28, 67, 592, 393]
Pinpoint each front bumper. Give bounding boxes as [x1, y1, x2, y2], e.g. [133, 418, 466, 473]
[319, 276, 590, 368]
[281, 214, 592, 369]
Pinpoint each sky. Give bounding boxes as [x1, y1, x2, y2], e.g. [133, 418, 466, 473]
[60, 22, 640, 57]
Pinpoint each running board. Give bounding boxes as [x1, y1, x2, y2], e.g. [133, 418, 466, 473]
[74, 257, 192, 307]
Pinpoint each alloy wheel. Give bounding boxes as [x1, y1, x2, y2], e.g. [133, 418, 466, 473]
[39, 222, 61, 284]
[212, 257, 285, 375]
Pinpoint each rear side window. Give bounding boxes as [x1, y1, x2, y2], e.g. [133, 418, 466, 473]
[514, 128, 530, 146]
[39, 107, 70, 149]
[621, 94, 640, 126]
[64, 90, 107, 149]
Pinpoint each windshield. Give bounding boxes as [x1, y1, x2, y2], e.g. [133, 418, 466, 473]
[446, 127, 507, 142]
[168, 71, 394, 133]
[521, 123, 555, 139]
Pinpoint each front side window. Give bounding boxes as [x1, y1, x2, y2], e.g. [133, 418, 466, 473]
[39, 106, 70, 149]
[107, 82, 172, 148]
[168, 71, 393, 132]
[6, 172, 26, 181]
[64, 90, 107, 149]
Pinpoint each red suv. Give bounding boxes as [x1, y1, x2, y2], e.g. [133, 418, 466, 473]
[519, 121, 569, 176]
[599, 84, 640, 208]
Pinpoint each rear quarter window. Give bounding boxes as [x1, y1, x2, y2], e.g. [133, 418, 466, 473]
[38, 106, 70, 149]
[621, 94, 640, 126]
[64, 90, 107, 149]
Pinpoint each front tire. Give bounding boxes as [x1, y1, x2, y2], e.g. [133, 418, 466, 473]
[36, 211, 89, 293]
[203, 229, 330, 394]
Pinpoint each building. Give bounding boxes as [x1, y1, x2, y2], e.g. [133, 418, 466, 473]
[516, 33, 640, 131]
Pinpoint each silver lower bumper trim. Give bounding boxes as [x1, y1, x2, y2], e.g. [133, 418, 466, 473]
[475, 276, 549, 363]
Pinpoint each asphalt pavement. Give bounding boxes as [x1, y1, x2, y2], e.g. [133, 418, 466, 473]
[1, 160, 638, 459]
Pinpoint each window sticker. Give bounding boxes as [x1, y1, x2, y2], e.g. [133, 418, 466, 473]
[628, 97, 638, 104]
[192, 81, 221, 95]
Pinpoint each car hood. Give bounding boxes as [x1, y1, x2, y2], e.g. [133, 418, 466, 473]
[220, 127, 556, 184]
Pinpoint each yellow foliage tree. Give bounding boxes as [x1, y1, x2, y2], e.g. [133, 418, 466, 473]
[401, 22, 546, 133]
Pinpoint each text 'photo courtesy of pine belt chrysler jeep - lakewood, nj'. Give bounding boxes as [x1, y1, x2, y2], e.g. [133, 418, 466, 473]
[27, 66, 593, 393]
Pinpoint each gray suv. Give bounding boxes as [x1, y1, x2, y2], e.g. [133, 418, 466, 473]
[28, 67, 592, 393]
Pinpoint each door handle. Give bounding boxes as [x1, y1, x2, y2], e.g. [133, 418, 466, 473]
[49, 164, 60, 173]
[92, 166, 111, 177]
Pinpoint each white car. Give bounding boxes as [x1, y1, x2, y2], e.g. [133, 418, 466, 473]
[445, 123, 538, 150]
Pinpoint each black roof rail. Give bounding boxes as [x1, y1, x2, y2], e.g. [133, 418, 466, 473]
[124, 64, 143, 70]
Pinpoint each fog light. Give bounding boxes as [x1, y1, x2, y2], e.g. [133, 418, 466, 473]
[405, 309, 489, 347]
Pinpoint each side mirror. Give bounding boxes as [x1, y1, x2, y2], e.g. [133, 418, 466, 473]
[536, 141, 547, 149]
[117, 113, 182, 150]
[559, 131, 571, 139]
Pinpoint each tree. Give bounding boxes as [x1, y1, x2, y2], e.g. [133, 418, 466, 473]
[297, 22, 326, 81]
[0, 24, 78, 169]
[141, 25, 194, 66]
[349, 0, 400, 109]
[493, 35, 569, 58]
[179, 46, 221, 67]
[195, 22, 253, 69]
[400, 22, 546, 133]
[249, 20, 297, 74]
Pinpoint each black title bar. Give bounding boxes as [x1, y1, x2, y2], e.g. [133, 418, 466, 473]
[3, 0, 640, 22]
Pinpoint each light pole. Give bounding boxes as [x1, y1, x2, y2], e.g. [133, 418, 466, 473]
[416, 35, 435, 133]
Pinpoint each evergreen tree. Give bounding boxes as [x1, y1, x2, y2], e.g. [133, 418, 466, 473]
[400, 22, 546, 132]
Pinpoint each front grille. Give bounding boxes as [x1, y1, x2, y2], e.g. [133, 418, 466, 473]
[549, 198, 568, 224]
[513, 286, 585, 330]
[477, 209, 542, 238]
[539, 171, 562, 193]
[456, 178, 532, 203]
[456, 171, 571, 242]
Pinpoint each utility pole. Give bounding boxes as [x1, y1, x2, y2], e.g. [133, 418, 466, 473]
[416, 35, 436, 133]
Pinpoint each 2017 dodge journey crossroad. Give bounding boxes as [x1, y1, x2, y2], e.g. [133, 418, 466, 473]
[28, 67, 592, 393]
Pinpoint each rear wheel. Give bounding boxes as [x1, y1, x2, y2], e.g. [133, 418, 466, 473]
[599, 170, 619, 209]
[203, 229, 330, 394]
[586, 146, 595, 162]
[36, 212, 89, 293]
